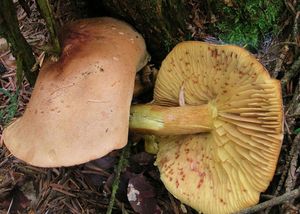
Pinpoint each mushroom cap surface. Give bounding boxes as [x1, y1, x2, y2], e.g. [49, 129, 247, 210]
[3, 17, 148, 167]
[154, 41, 283, 213]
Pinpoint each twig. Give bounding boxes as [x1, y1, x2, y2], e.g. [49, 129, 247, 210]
[272, 41, 299, 48]
[286, 78, 300, 115]
[6, 197, 14, 214]
[284, 0, 296, 16]
[0, 0, 37, 85]
[273, 44, 289, 78]
[286, 113, 300, 117]
[281, 55, 300, 91]
[106, 144, 130, 214]
[236, 188, 300, 214]
[285, 134, 300, 209]
[293, 11, 299, 54]
[264, 115, 297, 213]
[271, 119, 294, 199]
[284, 134, 300, 192]
[36, 0, 61, 55]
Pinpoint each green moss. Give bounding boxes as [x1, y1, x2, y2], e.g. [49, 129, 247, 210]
[0, 88, 19, 126]
[211, 0, 284, 47]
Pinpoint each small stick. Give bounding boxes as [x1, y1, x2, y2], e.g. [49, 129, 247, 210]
[36, 0, 61, 55]
[284, 134, 300, 192]
[269, 118, 294, 206]
[0, 0, 37, 85]
[281, 55, 300, 90]
[292, 11, 299, 54]
[236, 188, 300, 214]
[106, 143, 130, 214]
[6, 197, 14, 214]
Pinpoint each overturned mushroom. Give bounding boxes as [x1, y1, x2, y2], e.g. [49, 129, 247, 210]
[3, 17, 148, 167]
[130, 41, 283, 213]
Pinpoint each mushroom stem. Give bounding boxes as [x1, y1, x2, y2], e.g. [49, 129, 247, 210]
[129, 104, 215, 135]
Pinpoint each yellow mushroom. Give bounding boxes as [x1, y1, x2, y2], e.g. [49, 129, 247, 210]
[129, 41, 283, 213]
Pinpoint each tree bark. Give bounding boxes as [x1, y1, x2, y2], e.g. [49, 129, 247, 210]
[101, 0, 188, 63]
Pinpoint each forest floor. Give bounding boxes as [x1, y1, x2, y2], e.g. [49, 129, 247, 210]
[0, 1, 299, 213]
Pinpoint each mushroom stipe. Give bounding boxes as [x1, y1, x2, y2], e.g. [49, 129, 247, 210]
[129, 41, 283, 214]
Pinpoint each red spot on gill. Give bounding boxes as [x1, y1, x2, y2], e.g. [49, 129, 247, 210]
[186, 157, 194, 164]
[184, 148, 190, 154]
[175, 152, 180, 159]
[168, 169, 174, 175]
[181, 174, 186, 181]
[192, 79, 199, 84]
[220, 198, 226, 205]
[198, 172, 206, 177]
[197, 178, 204, 188]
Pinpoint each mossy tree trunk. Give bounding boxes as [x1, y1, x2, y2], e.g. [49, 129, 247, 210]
[101, 0, 189, 63]
[100, 0, 284, 59]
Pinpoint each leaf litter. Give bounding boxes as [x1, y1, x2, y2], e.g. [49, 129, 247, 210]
[0, 0, 299, 213]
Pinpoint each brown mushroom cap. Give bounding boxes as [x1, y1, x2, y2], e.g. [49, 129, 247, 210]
[153, 42, 283, 213]
[3, 17, 148, 167]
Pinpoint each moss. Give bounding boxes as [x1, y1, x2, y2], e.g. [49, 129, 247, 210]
[210, 0, 284, 47]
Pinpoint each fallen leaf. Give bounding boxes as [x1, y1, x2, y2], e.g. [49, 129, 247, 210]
[127, 174, 162, 214]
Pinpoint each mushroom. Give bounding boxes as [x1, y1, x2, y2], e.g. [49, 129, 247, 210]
[3, 17, 148, 167]
[129, 41, 283, 213]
